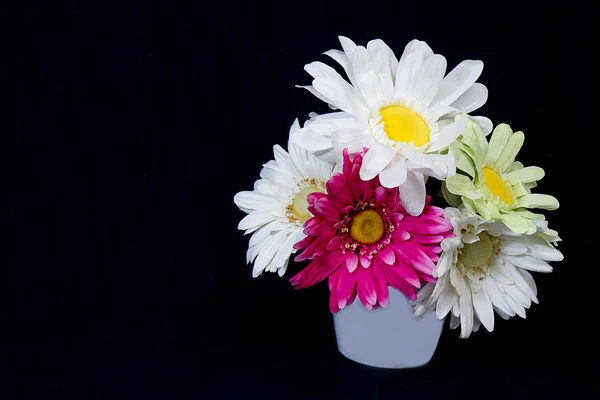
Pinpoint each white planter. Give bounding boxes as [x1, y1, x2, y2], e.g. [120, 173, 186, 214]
[333, 287, 443, 369]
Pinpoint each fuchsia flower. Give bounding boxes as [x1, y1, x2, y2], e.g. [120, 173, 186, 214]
[290, 149, 453, 312]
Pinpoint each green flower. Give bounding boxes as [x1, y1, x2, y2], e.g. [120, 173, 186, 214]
[443, 121, 559, 234]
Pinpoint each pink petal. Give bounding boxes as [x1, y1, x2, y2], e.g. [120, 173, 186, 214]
[336, 267, 358, 309]
[418, 271, 437, 283]
[328, 268, 342, 313]
[393, 242, 436, 275]
[371, 260, 390, 308]
[326, 236, 341, 251]
[356, 267, 378, 307]
[312, 199, 343, 221]
[342, 148, 353, 177]
[400, 215, 452, 235]
[387, 259, 421, 287]
[390, 212, 405, 225]
[346, 252, 359, 272]
[293, 235, 315, 251]
[359, 254, 372, 268]
[378, 245, 396, 265]
[381, 262, 417, 301]
[375, 186, 387, 203]
[326, 176, 355, 205]
[289, 251, 345, 289]
[392, 229, 411, 242]
[306, 191, 327, 205]
[409, 233, 444, 245]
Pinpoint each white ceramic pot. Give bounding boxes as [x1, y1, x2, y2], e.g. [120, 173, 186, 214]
[333, 287, 443, 369]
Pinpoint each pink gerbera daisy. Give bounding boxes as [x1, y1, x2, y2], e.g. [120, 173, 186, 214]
[290, 149, 453, 313]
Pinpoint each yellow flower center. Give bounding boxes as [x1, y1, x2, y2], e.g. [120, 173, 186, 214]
[482, 167, 513, 204]
[292, 186, 321, 220]
[349, 209, 385, 245]
[458, 232, 493, 268]
[379, 105, 430, 147]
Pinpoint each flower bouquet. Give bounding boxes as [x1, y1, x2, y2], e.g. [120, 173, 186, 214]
[234, 37, 562, 368]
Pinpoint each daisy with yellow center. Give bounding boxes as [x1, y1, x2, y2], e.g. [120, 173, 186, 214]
[234, 120, 332, 277]
[413, 208, 563, 338]
[291, 36, 492, 216]
[443, 121, 559, 234]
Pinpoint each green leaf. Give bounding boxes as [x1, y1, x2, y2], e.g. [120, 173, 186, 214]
[441, 182, 463, 208]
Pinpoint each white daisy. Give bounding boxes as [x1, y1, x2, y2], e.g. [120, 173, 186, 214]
[233, 120, 334, 277]
[291, 36, 491, 216]
[414, 207, 563, 338]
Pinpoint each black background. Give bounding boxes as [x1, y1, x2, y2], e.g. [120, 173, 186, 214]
[1, 0, 596, 398]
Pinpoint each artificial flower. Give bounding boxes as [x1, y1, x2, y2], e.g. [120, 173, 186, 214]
[443, 121, 559, 234]
[289, 149, 452, 312]
[291, 36, 491, 215]
[233, 120, 334, 277]
[413, 207, 563, 338]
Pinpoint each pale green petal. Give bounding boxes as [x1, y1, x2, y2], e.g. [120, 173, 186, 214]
[512, 182, 530, 198]
[473, 198, 492, 219]
[485, 202, 501, 218]
[485, 124, 512, 165]
[456, 151, 476, 177]
[496, 131, 525, 172]
[441, 182, 463, 208]
[518, 194, 559, 210]
[500, 214, 530, 234]
[507, 166, 545, 184]
[524, 181, 537, 190]
[446, 174, 479, 197]
[505, 161, 524, 174]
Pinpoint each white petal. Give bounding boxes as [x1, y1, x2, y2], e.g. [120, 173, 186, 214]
[459, 290, 474, 338]
[330, 128, 372, 154]
[412, 152, 455, 180]
[461, 233, 479, 244]
[433, 251, 454, 277]
[512, 235, 563, 261]
[338, 36, 357, 56]
[450, 83, 488, 113]
[238, 211, 276, 232]
[252, 231, 287, 277]
[449, 266, 467, 295]
[472, 288, 494, 332]
[234, 191, 279, 213]
[430, 60, 484, 108]
[413, 54, 447, 106]
[296, 85, 337, 107]
[482, 278, 515, 317]
[436, 290, 457, 319]
[290, 127, 332, 152]
[359, 142, 396, 181]
[450, 314, 460, 329]
[399, 170, 426, 216]
[503, 263, 538, 303]
[394, 45, 425, 100]
[499, 240, 528, 255]
[472, 317, 481, 332]
[501, 281, 531, 308]
[351, 47, 385, 109]
[379, 155, 407, 188]
[505, 295, 526, 318]
[403, 150, 434, 170]
[489, 259, 514, 284]
[499, 254, 553, 273]
[427, 113, 468, 152]
[312, 77, 370, 118]
[471, 116, 493, 135]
